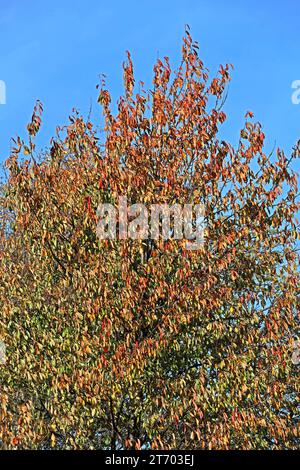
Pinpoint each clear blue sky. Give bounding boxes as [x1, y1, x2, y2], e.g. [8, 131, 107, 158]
[0, 0, 300, 175]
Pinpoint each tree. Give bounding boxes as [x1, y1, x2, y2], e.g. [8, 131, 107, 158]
[0, 29, 299, 449]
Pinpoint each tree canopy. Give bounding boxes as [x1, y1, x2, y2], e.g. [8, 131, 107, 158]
[0, 30, 299, 449]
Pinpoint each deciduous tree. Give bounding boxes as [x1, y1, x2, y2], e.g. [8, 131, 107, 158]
[0, 29, 299, 449]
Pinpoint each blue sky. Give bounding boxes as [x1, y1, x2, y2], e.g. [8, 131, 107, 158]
[0, 0, 300, 175]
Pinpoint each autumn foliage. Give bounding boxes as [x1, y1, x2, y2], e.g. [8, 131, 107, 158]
[0, 30, 299, 449]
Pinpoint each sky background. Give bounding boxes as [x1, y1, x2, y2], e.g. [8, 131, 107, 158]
[0, 0, 300, 176]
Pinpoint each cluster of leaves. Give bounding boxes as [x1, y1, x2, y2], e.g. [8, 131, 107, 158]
[0, 30, 299, 449]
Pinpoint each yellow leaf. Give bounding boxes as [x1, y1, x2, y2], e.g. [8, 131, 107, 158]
[51, 433, 56, 447]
